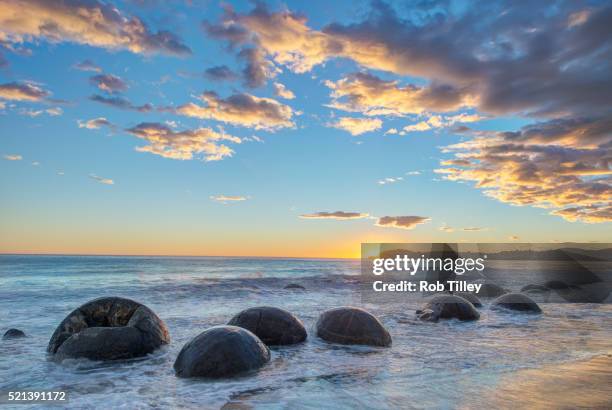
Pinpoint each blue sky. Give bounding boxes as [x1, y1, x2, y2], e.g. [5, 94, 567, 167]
[0, 0, 610, 257]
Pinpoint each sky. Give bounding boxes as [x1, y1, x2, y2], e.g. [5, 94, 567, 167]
[0, 0, 610, 258]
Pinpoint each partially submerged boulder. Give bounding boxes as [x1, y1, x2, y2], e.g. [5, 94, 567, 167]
[491, 293, 542, 313]
[417, 295, 480, 322]
[283, 283, 306, 290]
[228, 306, 307, 345]
[316, 307, 391, 347]
[174, 326, 270, 378]
[475, 282, 509, 298]
[520, 284, 550, 293]
[3, 328, 26, 340]
[454, 292, 483, 308]
[48, 297, 169, 362]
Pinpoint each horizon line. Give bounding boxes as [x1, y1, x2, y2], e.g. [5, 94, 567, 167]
[0, 251, 359, 260]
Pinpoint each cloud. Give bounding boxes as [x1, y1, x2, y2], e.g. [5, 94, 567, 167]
[439, 225, 454, 233]
[273, 82, 295, 99]
[462, 227, 487, 232]
[401, 113, 483, 134]
[509, 235, 520, 241]
[329, 117, 382, 136]
[89, 74, 128, 93]
[238, 47, 276, 88]
[326, 72, 472, 116]
[375, 216, 431, 230]
[3, 154, 22, 160]
[205, 2, 612, 118]
[378, 176, 403, 185]
[300, 211, 370, 220]
[18, 107, 62, 117]
[126, 122, 241, 161]
[73, 60, 101, 73]
[0, 0, 191, 56]
[89, 174, 114, 185]
[0, 81, 49, 101]
[210, 195, 248, 202]
[175, 91, 294, 130]
[90, 94, 152, 112]
[204, 65, 238, 81]
[78, 117, 113, 130]
[436, 118, 612, 223]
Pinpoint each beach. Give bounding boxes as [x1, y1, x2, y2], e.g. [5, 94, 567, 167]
[483, 353, 612, 409]
[1, 255, 611, 409]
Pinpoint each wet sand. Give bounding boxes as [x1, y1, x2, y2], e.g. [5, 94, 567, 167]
[482, 353, 612, 409]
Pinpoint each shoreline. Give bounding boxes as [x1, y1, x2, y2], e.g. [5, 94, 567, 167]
[482, 353, 612, 409]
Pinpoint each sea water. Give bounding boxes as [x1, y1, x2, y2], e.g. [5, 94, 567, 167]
[0, 255, 610, 409]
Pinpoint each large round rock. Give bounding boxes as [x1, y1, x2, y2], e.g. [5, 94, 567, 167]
[417, 295, 480, 322]
[3, 328, 26, 340]
[454, 292, 483, 308]
[48, 297, 170, 361]
[228, 306, 307, 345]
[491, 293, 542, 313]
[316, 307, 391, 347]
[475, 282, 509, 298]
[174, 326, 270, 378]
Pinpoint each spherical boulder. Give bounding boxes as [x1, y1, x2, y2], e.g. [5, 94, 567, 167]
[228, 306, 307, 346]
[520, 284, 550, 293]
[3, 328, 26, 340]
[475, 282, 509, 298]
[316, 307, 391, 347]
[454, 292, 483, 308]
[491, 293, 542, 313]
[174, 326, 270, 378]
[48, 297, 170, 362]
[416, 295, 480, 322]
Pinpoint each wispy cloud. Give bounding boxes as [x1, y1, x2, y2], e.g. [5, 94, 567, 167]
[72, 60, 101, 73]
[273, 82, 295, 99]
[78, 117, 114, 130]
[3, 154, 22, 161]
[89, 74, 128, 93]
[204, 65, 238, 81]
[89, 174, 114, 185]
[375, 216, 431, 230]
[462, 227, 487, 232]
[377, 176, 403, 185]
[300, 211, 370, 220]
[329, 117, 382, 136]
[210, 195, 248, 203]
[90, 95, 152, 112]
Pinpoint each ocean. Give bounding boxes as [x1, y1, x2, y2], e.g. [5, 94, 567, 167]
[0, 255, 610, 409]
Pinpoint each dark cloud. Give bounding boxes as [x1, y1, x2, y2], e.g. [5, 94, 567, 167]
[89, 95, 152, 112]
[238, 47, 274, 88]
[375, 216, 431, 229]
[89, 74, 128, 93]
[204, 65, 238, 81]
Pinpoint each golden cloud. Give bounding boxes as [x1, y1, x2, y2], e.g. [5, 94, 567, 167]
[0, 81, 49, 101]
[0, 0, 190, 55]
[329, 117, 382, 136]
[175, 91, 294, 131]
[126, 122, 241, 161]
